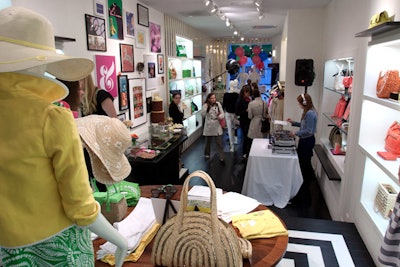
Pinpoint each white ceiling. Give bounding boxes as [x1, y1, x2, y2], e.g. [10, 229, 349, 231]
[140, 0, 332, 40]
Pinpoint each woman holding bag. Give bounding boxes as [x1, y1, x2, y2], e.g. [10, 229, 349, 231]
[202, 93, 225, 163]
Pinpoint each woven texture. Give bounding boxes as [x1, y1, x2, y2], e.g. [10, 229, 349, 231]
[151, 170, 243, 267]
[375, 183, 397, 218]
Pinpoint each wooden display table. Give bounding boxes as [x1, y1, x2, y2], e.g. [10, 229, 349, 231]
[94, 185, 288, 267]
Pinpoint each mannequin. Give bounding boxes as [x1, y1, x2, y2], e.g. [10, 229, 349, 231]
[238, 66, 249, 90]
[0, 7, 127, 266]
[223, 79, 240, 151]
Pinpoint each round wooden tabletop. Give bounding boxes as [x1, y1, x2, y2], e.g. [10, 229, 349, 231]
[94, 185, 288, 267]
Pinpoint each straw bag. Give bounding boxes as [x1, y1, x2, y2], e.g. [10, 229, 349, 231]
[151, 170, 243, 267]
[385, 121, 400, 156]
[374, 183, 398, 218]
[93, 183, 128, 224]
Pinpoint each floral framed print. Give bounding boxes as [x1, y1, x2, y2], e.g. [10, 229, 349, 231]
[129, 78, 147, 127]
[120, 43, 134, 72]
[136, 28, 146, 49]
[137, 4, 149, 27]
[149, 22, 161, 53]
[118, 75, 129, 111]
[85, 14, 106, 51]
[157, 54, 164, 74]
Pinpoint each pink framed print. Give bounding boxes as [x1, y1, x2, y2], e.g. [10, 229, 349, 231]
[95, 55, 117, 97]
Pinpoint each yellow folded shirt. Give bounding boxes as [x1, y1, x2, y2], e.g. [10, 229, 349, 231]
[101, 223, 161, 265]
[232, 210, 288, 239]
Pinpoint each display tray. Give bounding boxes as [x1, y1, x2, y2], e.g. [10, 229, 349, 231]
[150, 142, 171, 150]
[330, 149, 346, 156]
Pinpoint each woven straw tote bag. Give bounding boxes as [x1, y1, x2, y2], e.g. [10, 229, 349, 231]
[151, 170, 243, 267]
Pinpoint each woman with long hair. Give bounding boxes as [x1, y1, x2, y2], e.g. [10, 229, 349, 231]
[236, 86, 252, 159]
[287, 93, 318, 197]
[201, 92, 225, 163]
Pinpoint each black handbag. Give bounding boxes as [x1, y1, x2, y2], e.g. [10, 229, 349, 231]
[261, 101, 270, 133]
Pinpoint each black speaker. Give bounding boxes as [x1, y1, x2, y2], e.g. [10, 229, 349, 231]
[295, 59, 315, 86]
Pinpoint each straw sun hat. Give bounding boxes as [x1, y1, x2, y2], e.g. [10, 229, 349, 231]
[76, 115, 132, 185]
[0, 6, 93, 81]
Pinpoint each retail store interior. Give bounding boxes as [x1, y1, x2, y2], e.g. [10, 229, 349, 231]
[4, 0, 400, 266]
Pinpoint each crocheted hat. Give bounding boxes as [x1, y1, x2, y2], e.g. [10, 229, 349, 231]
[76, 115, 132, 185]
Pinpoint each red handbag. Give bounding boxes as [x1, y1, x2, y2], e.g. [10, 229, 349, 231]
[376, 70, 400, 98]
[332, 96, 347, 118]
[385, 121, 400, 155]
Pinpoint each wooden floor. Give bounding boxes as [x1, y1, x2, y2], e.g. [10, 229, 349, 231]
[181, 129, 376, 266]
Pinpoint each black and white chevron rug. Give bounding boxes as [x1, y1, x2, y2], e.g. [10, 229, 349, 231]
[275, 217, 376, 267]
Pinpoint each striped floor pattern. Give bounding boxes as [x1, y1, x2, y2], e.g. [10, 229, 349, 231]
[277, 230, 354, 267]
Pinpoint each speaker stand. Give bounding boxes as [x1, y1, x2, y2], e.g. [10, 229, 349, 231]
[304, 86, 308, 94]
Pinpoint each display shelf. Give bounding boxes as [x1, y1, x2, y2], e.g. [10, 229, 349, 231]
[319, 138, 345, 177]
[322, 112, 347, 134]
[355, 22, 400, 38]
[324, 86, 351, 97]
[167, 38, 203, 138]
[354, 25, 400, 265]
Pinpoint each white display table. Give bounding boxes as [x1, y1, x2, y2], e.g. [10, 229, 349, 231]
[241, 138, 303, 208]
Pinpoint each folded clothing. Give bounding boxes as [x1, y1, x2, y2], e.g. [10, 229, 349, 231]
[232, 210, 288, 239]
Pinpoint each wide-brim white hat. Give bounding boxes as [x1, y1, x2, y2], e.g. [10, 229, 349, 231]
[0, 6, 93, 81]
[76, 115, 132, 185]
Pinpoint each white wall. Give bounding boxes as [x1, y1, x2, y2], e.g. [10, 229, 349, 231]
[283, 8, 324, 125]
[11, 0, 166, 138]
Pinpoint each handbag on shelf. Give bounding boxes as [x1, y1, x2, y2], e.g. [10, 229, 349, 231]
[342, 61, 353, 91]
[384, 121, 400, 155]
[374, 183, 398, 218]
[328, 125, 342, 148]
[261, 101, 270, 133]
[151, 170, 243, 267]
[333, 64, 345, 91]
[376, 70, 400, 98]
[332, 95, 348, 119]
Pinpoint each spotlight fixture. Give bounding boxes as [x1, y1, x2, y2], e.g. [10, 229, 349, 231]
[204, 0, 211, 6]
[254, 0, 260, 7]
[240, 36, 244, 41]
[225, 18, 230, 27]
[258, 12, 264, 20]
[234, 30, 238, 35]
[210, 5, 217, 13]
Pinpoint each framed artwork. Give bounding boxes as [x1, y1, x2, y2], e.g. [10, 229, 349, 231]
[93, 0, 105, 17]
[108, 0, 123, 40]
[118, 75, 129, 111]
[157, 54, 164, 74]
[125, 10, 135, 38]
[120, 43, 134, 72]
[117, 112, 127, 121]
[95, 55, 117, 97]
[148, 62, 156, 78]
[149, 22, 161, 53]
[85, 14, 106, 52]
[146, 97, 152, 113]
[137, 4, 149, 27]
[129, 78, 147, 126]
[136, 29, 146, 49]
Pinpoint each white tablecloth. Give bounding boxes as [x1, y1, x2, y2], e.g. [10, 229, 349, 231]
[241, 138, 303, 208]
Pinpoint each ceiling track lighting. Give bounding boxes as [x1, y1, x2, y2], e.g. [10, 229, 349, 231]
[204, 0, 211, 7]
[210, 5, 217, 13]
[205, 0, 238, 36]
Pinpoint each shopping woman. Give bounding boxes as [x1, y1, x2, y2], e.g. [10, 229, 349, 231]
[248, 89, 268, 140]
[202, 92, 225, 162]
[287, 93, 317, 185]
[169, 92, 184, 124]
[236, 86, 252, 159]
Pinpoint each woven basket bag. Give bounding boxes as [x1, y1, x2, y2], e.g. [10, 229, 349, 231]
[151, 170, 243, 267]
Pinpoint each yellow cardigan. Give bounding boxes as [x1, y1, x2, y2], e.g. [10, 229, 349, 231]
[0, 73, 99, 248]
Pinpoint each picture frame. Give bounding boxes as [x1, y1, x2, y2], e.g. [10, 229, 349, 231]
[137, 4, 149, 27]
[118, 75, 129, 111]
[157, 54, 164, 74]
[108, 0, 124, 40]
[136, 28, 146, 49]
[129, 78, 147, 127]
[117, 112, 127, 122]
[146, 97, 152, 113]
[93, 0, 105, 17]
[125, 10, 135, 38]
[85, 14, 107, 52]
[120, 43, 134, 72]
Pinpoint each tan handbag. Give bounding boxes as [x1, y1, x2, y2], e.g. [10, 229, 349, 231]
[151, 170, 243, 267]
